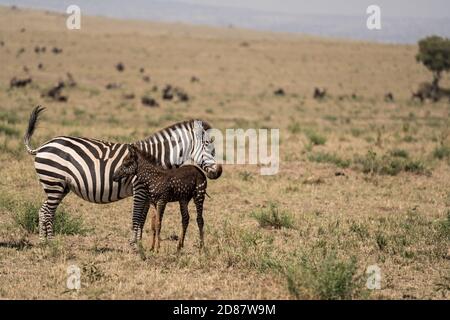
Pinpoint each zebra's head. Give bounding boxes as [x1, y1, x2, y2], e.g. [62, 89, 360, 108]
[112, 145, 139, 182]
[192, 120, 222, 180]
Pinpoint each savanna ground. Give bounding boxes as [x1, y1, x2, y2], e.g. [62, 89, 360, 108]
[0, 6, 449, 299]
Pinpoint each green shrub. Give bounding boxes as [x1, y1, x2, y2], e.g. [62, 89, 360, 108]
[251, 203, 295, 229]
[354, 150, 428, 176]
[0, 124, 19, 137]
[350, 128, 362, 137]
[285, 252, 362, 300]
[288, 122, 301, 134]
[305, 130, 326, 146]
[390, 149, 409, 159]
[437, 210, 450, 241]
[13, 201, 87, 235]
[404, 160, 427, 174]
[308, 152, 351, 168]
[0, 111, 19, 124]
[239, 171, 253, 181]
[375, 232, 388, 251]
[433, 145, 450, 159]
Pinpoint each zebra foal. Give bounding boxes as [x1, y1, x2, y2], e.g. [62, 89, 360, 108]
[113, 145, 208, 252]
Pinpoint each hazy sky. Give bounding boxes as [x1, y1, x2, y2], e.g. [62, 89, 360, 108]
[180, 0, 450, 18]
[1, 0, 448, 43]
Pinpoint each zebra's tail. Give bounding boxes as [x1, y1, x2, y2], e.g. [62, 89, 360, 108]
[24, 105, 45, 156]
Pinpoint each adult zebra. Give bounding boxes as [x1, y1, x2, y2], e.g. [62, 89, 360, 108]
[24, 106, 222, 243]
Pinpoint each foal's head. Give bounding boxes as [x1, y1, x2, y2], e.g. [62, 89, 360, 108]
[113, 145, 139, 182]
[112, 145, 161, 182]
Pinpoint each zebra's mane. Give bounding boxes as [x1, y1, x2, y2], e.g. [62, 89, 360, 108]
[141, 119, 212, 142]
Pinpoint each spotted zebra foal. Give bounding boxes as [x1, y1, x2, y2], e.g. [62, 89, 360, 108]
[112, 145, 208, 252]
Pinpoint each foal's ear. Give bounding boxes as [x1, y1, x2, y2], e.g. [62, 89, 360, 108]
[127, 144, 138, 158]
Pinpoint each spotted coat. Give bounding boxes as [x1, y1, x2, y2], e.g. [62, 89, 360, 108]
[113, 144, 208, 251]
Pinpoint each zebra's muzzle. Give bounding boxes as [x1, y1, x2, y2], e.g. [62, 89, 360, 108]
[206, 164, 222, 180]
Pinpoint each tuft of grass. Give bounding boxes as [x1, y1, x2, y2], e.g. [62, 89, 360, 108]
[349, 222, 369, 239]
[210, 221, 278, 272]
[305, 130, 327, 146]
[251, 203, 295, 229]
[0, 123, 20, 137]
[373, 209, 449, 261]
[433, 145, 450, 160]
[13, 201, 87, 235]
[437, 210, 450, 241]
[308, 152, 351, 168]
[0, 111, 19, 124]
[390, 148, 409, 159]
[238, 171, 253, 181]
[285, 184, 299, 193]
[82, 262, 105, 283]
[375, 232, 388, 251]
[350, 128, 362, 137]
[403, 135, 416, 143]
[288, 121, 301, 134]
[323, 115, 337, 122]
[285, 251, 363, 300]
[354, 150, 428, 176]
[403, 160, 427, 174]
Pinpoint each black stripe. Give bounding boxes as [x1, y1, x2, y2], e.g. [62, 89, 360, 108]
[109, 144, 128, 202]
[62, 136, 101, 159]
[35, 169, 65, 181]
[51, 139, 98, 201]
[36, 149, 86, 196]
[39, 179, 64, 187]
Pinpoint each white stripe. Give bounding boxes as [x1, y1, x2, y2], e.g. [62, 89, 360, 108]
[36, 151, 89, 200]
[38, 142, 94, 201]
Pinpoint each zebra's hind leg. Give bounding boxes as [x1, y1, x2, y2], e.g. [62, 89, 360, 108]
[130, 186, 149, 247]
[39, 182, 69, 242]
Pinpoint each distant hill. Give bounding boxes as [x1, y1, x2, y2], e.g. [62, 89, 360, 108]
[1, 0, 449, 43]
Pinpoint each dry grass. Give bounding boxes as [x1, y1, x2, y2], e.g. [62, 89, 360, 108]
[0, 6, 449, 299]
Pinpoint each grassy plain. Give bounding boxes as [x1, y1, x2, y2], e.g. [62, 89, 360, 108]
[0, 6, 449, 299]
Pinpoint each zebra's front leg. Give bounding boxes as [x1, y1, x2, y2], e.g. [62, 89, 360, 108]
[139, 202, 150, 241]
[130, 187, 148, 247]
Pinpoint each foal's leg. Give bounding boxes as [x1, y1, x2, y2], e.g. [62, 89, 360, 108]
[178, 200, 190, 251]
[150, 205, 157, 251]
[194, 195, 205, 249]
[154, 200, 166, 253]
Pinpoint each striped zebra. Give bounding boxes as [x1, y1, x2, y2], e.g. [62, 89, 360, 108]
[24, 106, 222, 243]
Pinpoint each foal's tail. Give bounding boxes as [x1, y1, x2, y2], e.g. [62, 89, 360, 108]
[24, 105, 45, 156]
